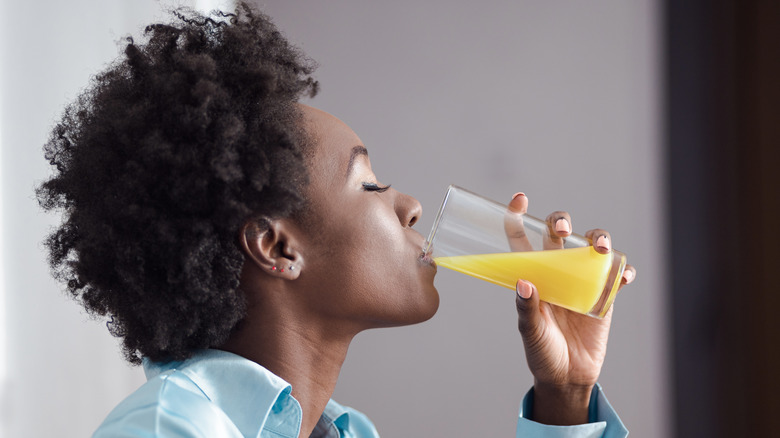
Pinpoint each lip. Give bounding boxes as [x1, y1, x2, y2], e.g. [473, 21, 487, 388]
[410, 230, 436, 269]
[419, 247, 437, 269]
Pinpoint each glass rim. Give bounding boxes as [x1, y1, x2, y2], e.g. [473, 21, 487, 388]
[423, 184, 460, 254]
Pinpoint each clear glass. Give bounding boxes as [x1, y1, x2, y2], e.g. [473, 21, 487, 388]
[424, 185, 626, 318]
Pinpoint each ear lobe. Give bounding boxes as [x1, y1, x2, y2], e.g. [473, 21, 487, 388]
[239, 219, 303, 279]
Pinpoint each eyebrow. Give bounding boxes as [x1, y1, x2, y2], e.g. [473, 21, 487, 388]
[345, 145, 368, 178]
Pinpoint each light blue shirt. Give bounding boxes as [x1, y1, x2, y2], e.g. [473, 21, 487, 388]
[94, 349, 627, 437]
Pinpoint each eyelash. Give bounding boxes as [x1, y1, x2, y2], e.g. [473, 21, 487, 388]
[362, 182, 391, 193]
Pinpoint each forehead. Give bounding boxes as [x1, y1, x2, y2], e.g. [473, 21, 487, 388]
[300, 105, 367, 185]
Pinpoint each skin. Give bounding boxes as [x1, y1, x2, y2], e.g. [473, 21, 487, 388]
[221, 105, 636, 436]
[509, 194, 636, 425]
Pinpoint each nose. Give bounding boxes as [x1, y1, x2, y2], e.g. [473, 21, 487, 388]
[394, 189, 422, 228]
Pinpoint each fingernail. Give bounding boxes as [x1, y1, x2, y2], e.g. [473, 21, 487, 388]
[512, 192, 526, 201]
[623, 270, 634, 283]
[555, 218, 571, 234]
[516, 280, 533, 299]
[596, 235, 610, 251]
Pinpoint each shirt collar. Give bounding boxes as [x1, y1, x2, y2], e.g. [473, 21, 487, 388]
[143, 349, 301, 438]
[316, 399, 352, 436]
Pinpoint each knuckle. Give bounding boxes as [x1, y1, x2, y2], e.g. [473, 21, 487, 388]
[518, 319, 544, 346]
[547, 211, 566, 220]
[508, 227, 527, 239]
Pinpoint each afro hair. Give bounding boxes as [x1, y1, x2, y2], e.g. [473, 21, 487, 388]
[36, 2, 318, 364]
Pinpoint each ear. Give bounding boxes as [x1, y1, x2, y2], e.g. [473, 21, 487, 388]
[239, 218, 303, 280]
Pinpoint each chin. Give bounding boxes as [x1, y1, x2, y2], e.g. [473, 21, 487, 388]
[423, 286, 441, 320]
[407, 285, 440, 325]
[368, 283, 440, 329]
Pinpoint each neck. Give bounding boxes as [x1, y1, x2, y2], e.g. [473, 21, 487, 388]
[220, 288, 357, 438]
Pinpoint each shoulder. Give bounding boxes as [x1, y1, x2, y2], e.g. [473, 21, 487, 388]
[93, 369, 242, 438]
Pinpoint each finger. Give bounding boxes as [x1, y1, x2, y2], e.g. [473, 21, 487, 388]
[544, 211, 571, 250]
[621, 264, 636, 286]
[515, 279, 542, 339]
[584, 229, 612, 255]
[508, 192, 528, 214]
[505, 192, 533, 252]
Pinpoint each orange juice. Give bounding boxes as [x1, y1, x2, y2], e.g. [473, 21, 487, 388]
[435, 247, 624, 316]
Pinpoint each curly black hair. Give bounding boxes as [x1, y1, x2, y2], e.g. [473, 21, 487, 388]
[36, 2, 318, 364]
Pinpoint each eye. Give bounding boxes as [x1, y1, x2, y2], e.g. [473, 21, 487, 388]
[362, 182, 391, 193]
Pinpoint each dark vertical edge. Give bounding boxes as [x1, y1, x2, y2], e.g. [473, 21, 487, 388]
[667, 0, 780, 436]
[665, 1, 723, 436]
[732, 1, 780, 435]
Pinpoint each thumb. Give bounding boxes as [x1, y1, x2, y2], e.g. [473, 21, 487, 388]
[516, 279, 542, 339]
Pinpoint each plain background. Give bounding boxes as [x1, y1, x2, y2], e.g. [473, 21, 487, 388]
[0, 0, 666, 436]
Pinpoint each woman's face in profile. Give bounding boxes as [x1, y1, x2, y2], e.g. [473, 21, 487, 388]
[294, 105, 439, 329]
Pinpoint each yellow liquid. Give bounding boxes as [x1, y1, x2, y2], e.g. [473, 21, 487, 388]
[435, 247, 624, 316]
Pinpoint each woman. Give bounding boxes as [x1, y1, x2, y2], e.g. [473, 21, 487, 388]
[37, 3, 635, 437]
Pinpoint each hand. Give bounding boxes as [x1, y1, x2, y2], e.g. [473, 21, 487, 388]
[506, 192, 636, 425]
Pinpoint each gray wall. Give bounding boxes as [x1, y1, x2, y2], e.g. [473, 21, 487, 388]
[1, 0, 667, 436]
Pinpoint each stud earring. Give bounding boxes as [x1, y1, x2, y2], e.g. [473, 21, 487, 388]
[271, 266, 277, 271]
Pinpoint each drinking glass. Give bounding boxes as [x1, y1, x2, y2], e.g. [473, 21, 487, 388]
[424, 185, 626, 318]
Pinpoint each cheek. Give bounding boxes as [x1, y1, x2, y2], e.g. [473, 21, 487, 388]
[302, 197, 436, 323]
[339, 212, 403, 277]
[305, 203, 397, 284]
[326, 207, 410, 293]
[357, 210, 412, 272]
